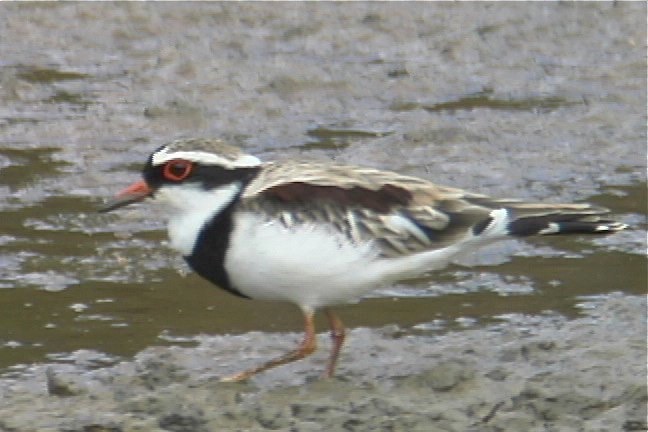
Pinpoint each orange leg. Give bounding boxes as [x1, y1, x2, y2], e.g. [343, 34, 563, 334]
[220, 310, 317, 382]
[323, 309, 346, 378]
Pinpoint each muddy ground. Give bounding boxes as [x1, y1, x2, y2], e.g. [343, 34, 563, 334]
[0, 294, 645, 431]
[0, 2, 646, 432]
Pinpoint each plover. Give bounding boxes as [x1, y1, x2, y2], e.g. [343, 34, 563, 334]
[100, 138, 627, 381]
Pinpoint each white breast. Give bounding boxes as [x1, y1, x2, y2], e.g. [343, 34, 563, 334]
[224, 212, 384, 310]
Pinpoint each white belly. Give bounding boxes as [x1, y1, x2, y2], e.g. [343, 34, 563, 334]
[225, 212, 383, 310]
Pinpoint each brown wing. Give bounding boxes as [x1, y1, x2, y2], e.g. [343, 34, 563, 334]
[239, 161, 623, 258]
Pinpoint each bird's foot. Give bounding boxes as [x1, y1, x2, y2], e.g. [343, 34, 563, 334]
[219, 371, 250, 383]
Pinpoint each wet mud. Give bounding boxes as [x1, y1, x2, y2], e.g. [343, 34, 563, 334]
[0, 2, 645, 431]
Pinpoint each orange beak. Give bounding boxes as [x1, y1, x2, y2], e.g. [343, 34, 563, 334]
[98, 180, 153, 213]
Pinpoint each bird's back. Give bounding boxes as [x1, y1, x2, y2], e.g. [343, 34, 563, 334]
[237, 159, 625, 260]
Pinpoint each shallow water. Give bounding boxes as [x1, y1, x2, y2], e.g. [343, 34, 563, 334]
[0, 2, 645, 373]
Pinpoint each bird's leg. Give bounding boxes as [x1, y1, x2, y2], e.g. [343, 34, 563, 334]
[220, 310, 317, 382]
[323, 308, 346, 378]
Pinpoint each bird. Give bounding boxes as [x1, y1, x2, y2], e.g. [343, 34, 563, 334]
[100, 138, 627, 382]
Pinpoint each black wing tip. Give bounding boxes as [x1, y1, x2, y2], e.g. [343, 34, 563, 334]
[508, 217, 628, 237]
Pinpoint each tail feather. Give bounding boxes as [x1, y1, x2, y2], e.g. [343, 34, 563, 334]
[506, 211, 627, 237]
[465, 197, 627, 240]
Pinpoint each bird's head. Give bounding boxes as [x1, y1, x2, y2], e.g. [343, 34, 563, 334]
[99, 138, 262, 213]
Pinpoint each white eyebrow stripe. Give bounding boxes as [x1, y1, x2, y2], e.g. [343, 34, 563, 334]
[151, 148, 261, 168]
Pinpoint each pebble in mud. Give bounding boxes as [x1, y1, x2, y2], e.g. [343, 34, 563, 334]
[395, 360, 475, 392]
[46, 366, 85, 397]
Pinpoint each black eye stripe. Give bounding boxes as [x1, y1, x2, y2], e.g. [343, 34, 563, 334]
[142, 158, 261, 191]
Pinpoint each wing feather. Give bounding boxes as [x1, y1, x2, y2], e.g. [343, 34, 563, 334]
[239, 161, 623, 258]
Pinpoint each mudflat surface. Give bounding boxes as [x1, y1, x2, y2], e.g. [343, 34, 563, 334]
[0, 295, 645, 431]
[0, 3, 645, 431]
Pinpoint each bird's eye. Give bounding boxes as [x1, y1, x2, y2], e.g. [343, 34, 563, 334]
[162, 159, 193, 181]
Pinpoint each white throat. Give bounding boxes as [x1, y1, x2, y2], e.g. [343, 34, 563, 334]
[155, 182, 242, 256]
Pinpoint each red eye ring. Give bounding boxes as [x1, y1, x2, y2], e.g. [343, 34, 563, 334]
[162, 159, 193, 181]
